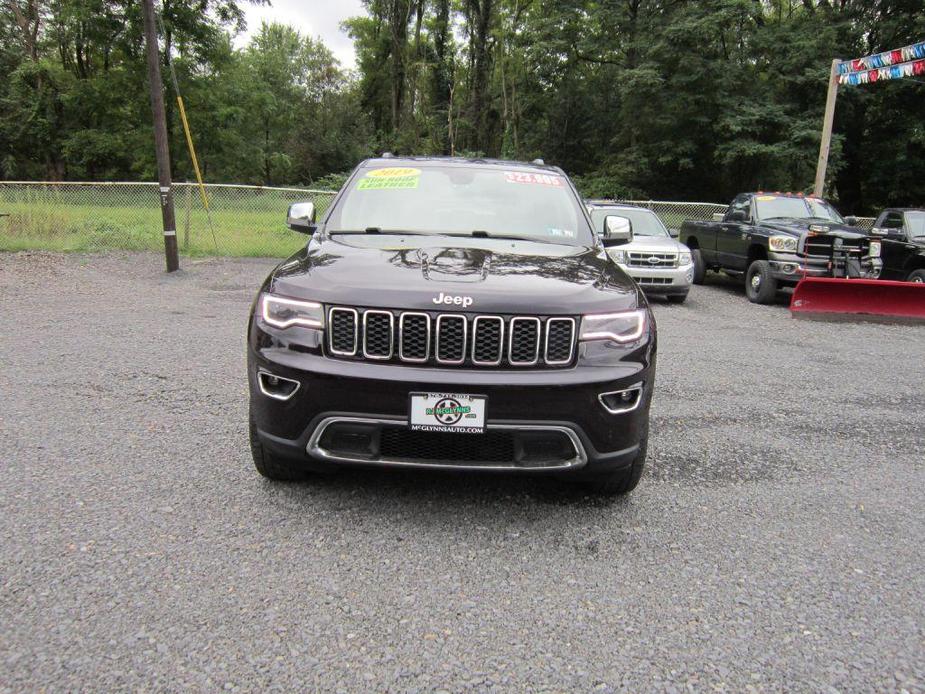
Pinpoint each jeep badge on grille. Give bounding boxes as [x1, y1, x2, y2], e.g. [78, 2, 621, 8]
[433, 292, 474, 308]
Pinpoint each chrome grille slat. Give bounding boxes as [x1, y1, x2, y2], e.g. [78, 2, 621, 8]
[329, 307, 358, 356]
[508, 317, 540, 365]
[544, 318, 576, 365]
[471, 316, 504, 365]
[362, 310, 393, 360]
[326, 307, 576, 367]
[398, 312, 430, 362]
[436, 314, 467, 365]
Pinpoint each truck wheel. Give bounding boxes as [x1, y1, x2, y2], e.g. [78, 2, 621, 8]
[583, 438, 647, 496]
[667, 292, 688, 304]
[908, 269, 925, 283]
[691, 249, 706, 285]
[745, 260, 778, 304]
[249, 411, 308, 481]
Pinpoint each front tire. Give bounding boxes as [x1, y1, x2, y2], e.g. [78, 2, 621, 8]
[745, 259, 778, 304]
[691, 249, 706, 285]
[249, 411, 308, 481]
[583, 438, 647, 496]
[908, 269, 925, 283]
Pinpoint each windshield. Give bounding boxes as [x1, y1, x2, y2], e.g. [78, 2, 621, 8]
[589, 208, 669, 237]
[327, 164, 594, 245]
[754, 195, 845, 223]
[907, 212, 925, 239]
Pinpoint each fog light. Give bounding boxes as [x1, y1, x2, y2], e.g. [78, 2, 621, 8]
[598, 384, 643, 414]
[257, 370, 300, 401]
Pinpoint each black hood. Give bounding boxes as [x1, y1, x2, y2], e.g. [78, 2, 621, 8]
[269, 234, 640, 314]
[762, 218, 867, 239]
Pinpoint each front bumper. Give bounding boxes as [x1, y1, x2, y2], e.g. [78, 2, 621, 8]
[248, 338, 654, 477]
[617, 262, 694, 295]
[768, 252, 882, 283]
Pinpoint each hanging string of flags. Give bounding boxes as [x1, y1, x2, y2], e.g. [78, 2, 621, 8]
[837, 40, 925, 85]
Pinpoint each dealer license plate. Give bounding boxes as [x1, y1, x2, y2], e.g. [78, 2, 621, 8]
[409, 392, 487, 434]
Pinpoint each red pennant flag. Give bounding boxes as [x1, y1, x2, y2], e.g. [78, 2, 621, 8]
[869, 69, 879, 82]
[915, 60, 925, 76]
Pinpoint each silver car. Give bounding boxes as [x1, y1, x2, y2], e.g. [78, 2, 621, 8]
[587, 202, 694, 303]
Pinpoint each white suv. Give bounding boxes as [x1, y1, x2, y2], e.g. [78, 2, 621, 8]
[587, 202, 694, 303]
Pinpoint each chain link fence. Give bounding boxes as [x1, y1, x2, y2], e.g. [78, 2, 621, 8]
[0, 182, 336, 257]
[0, 183, 876, 258]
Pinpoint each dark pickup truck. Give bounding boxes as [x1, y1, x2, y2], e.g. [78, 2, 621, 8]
[870, 208, 925, 283]
[680, 192, 881, 303]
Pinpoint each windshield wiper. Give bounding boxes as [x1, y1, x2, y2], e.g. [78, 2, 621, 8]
[470, 230, 554, 243]
[330, 228, 435, 236]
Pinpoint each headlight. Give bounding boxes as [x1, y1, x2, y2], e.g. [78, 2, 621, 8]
[260, 293, 324, 329]
[580, 309, 647, 344]
[769, 235, 798, 252]
[608, 248, 626, 263]
[868, 240, 881, 258]
[678, 251, 692, 265]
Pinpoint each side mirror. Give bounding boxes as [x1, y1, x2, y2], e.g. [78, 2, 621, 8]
[287, 201, 317, 234]
[727, 210, 748, 223]
[844, 215, 858, 226]
[602, 215, 633, 247]
[668, 227, 680, 238]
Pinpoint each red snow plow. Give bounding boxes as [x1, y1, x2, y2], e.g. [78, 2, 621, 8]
[789, 228, 925, 322]
[790, 277, 925, 321]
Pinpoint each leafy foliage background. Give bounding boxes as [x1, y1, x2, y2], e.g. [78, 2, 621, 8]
[1, 0, 923, 213]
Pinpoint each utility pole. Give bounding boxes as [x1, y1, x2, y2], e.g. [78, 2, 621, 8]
[813, 58, 840, 198]
[142, 0, 179, 272]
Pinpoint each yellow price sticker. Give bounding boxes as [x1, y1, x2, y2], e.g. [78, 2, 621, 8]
[366, 167, 421, 178]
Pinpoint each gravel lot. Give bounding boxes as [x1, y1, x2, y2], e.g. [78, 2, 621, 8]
[1, 251, 924, 692]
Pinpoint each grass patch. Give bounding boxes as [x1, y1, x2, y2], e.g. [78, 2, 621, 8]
[0, 186, 334, 258]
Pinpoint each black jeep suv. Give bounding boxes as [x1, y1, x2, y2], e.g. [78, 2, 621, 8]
[247, 157, 656, 494]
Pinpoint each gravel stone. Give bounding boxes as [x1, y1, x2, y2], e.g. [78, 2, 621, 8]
[1, 251, 924, 691]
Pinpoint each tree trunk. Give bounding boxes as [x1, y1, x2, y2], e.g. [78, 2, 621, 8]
[408, 0, 425, 119]
[389, 0, 412, 134]
[467, 0, 494, 153]
[432, 0, 452, 153]
[9, 0, 42, 61]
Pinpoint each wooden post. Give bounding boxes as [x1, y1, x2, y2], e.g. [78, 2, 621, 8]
[813, 59, 840, 198]
[142, 0, 179, 272]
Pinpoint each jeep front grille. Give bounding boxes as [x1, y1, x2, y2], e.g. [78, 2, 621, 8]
[627, 252, 677, 268]
[326, 307, 576, 368]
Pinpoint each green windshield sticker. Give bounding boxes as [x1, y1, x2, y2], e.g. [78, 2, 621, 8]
[358, 175, 420, 190]
[357, 167, 421, 190]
